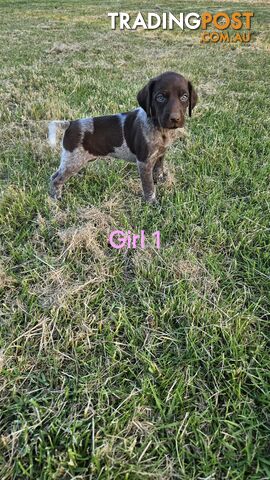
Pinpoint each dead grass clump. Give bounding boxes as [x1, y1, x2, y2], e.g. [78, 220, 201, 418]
[58, 204, 119, 260]
[31, 201, 124, 307]
[47, 42, 87, 54]
[77, 204, 117, 228]
[52, 209, 69, 225]
[126, 405, 155, 438]
[125, 178, 141, 196]
[31, 267, 69, 308]
[58, 222, 105, 260]
[199, 81, 218, 96]
[174, 258, 218, 294]
[32, 264, 109, 308]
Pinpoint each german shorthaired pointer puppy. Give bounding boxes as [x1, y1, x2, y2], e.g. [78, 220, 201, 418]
[49, 71, 197, 204]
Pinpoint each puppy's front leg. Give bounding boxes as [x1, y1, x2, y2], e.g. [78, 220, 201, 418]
[137, 160, 156, 204]
[153, 155, 167, 184]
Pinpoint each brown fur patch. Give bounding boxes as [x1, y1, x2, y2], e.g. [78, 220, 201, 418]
[83, 115, 123, 156]
[63, 120, 81, 152]
[124, 110, 149, 162]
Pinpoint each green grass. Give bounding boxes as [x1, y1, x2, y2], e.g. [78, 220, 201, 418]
[1, 1, 270, 478]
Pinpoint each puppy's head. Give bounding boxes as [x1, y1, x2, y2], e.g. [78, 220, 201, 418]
[137, 71, 198, 129]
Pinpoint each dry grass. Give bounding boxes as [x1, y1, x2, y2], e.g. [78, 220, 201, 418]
[46, 42, 88, 54]
[0, 265, 13, 290]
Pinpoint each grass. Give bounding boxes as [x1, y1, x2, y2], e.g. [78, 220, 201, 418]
[0, 0, 270, 478]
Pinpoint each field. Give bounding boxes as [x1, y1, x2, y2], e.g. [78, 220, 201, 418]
[1, 1, 270, 478]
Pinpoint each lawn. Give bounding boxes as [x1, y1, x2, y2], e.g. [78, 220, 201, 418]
[0, 1, 270, 478]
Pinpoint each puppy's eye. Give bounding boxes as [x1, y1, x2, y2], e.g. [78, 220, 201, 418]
[180, 93, 189, 102]
[156, 93, 166, 103]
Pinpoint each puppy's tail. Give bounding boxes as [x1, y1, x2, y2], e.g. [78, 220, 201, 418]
[48, 120, 70, 148]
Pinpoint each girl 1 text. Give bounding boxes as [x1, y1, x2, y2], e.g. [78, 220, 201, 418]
[108, 230, 160, 249]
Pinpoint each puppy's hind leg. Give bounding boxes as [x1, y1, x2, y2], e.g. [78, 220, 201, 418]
[50, 148, 95, 199]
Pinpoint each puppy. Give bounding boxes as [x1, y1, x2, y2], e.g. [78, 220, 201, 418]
[49, 71, 197, 203]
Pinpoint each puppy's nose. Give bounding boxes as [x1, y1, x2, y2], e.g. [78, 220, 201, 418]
[170, 113, 181, 124]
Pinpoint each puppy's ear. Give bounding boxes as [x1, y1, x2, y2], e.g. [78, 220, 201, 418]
[137, 80, 155, 116]
[188, 81, 198, 117]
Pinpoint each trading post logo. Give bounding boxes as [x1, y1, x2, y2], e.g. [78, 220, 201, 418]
[108, 11, 254, 44]
[200, 12, 253, 43]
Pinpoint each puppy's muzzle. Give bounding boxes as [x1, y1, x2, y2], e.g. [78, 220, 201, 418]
[163, 113, 184, 129]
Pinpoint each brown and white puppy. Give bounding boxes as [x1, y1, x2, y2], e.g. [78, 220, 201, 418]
[49, 71, 197, 203]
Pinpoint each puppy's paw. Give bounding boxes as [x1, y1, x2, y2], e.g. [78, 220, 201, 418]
[144, 195, 158, 206]
[49, 185, 62, 200]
